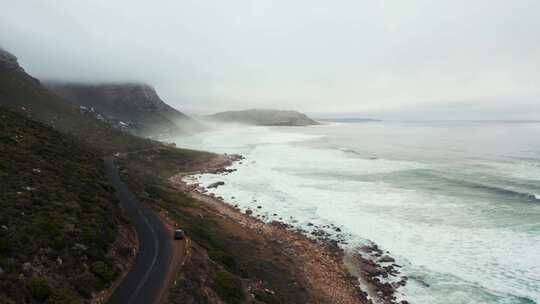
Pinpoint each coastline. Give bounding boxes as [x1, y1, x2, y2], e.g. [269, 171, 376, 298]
[168, 154, 407, 304]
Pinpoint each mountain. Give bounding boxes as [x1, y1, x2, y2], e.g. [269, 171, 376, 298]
[0, 48, 152, 154]
[0, 107, 133, 303]
[206, 109, 319, 126]
[46, 82, 203, 137]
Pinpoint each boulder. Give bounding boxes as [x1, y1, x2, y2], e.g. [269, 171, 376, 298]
[379, 255, 395, 263]
[362, 264, 382, 277]
[207, 181, 225, 189]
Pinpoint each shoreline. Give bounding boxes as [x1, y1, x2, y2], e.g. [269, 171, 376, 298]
[169, 154, 407, 304]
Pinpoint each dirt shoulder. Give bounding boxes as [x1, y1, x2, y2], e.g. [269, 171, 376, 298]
[154, 210, 187, 304]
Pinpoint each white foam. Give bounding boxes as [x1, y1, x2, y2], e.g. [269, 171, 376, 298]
[174, 125, 324, 154]
[178, 125, 540, 304]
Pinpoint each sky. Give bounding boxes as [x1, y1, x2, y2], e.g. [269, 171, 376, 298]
[1, 0, 539, 119]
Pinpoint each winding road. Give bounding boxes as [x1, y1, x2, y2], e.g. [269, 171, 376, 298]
[104, 157, 178, 304]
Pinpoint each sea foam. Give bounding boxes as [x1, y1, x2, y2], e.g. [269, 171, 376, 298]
[176, 123, 540, 304]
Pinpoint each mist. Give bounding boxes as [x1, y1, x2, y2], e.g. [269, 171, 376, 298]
[2, 0, 539, 119]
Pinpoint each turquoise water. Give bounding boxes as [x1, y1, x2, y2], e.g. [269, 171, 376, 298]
[174, 121, 540, 303]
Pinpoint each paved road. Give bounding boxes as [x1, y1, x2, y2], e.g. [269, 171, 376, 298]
[104, 157, 173, 304]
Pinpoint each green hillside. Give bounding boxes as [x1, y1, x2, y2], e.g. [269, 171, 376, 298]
[0, 108, 127, 303]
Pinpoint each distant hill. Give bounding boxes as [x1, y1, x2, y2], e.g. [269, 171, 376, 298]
[317, 117, 381, 123]
[46, 82, 203, 137]
[0, 48, 152, 154]
[206, 109, 319, 126]
[0, 107, 131, 303]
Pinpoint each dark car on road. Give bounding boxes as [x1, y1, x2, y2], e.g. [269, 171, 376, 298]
[174, 229, 185, 240]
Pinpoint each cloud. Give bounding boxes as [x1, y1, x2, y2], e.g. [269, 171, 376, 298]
[1, 0, 539, 119]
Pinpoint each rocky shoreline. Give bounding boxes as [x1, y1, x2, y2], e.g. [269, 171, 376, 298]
[169, 154, 408, 304]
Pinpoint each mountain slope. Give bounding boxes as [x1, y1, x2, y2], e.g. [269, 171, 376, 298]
[0, 48, 152, 154]
[46, 83, 202, 137]
[0, 107, 134, 303]
[206, 109, 319, 126]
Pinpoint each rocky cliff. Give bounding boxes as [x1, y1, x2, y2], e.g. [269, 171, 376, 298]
[46, 82, 202, 137]
[0, 47, 23, 71]
[0, 48, 152, 154]
[206, 109, 319, 126]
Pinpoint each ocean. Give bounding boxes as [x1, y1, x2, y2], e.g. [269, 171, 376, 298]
[173, 121, 540, 304]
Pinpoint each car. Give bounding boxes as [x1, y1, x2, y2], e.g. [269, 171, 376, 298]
[174, 229, 185, 240]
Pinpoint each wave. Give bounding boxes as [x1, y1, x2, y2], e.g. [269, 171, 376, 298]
[339, 147, 378, 159]
[404, 267, 538, 304]
[339, 147, 362, 155]
[460, 182, 540, 203]
[419, 171, 540, 204]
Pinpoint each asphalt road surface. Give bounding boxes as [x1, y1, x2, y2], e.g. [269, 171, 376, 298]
[104, 157, 173, 304]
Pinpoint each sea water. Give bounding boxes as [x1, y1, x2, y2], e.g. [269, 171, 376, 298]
[173, 121, 540, 304]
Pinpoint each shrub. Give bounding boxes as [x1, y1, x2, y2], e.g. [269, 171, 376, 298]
[0, 236, 9, 254]
[51, 236, 67, 251]
[27, 277, 52, 302]
[211, 271, 244, 304]
[46, 288, 81, 304]
[90, 261, 115, 283]
[71, 272, 101, 297]
[254, 290, 281, 304]
[208, 250, 237, 271]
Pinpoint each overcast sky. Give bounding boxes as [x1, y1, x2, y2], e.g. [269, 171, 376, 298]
[1, 0, 539, 119]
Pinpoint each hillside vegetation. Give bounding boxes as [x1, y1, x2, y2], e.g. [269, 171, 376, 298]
[0, 108, 129, 303]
